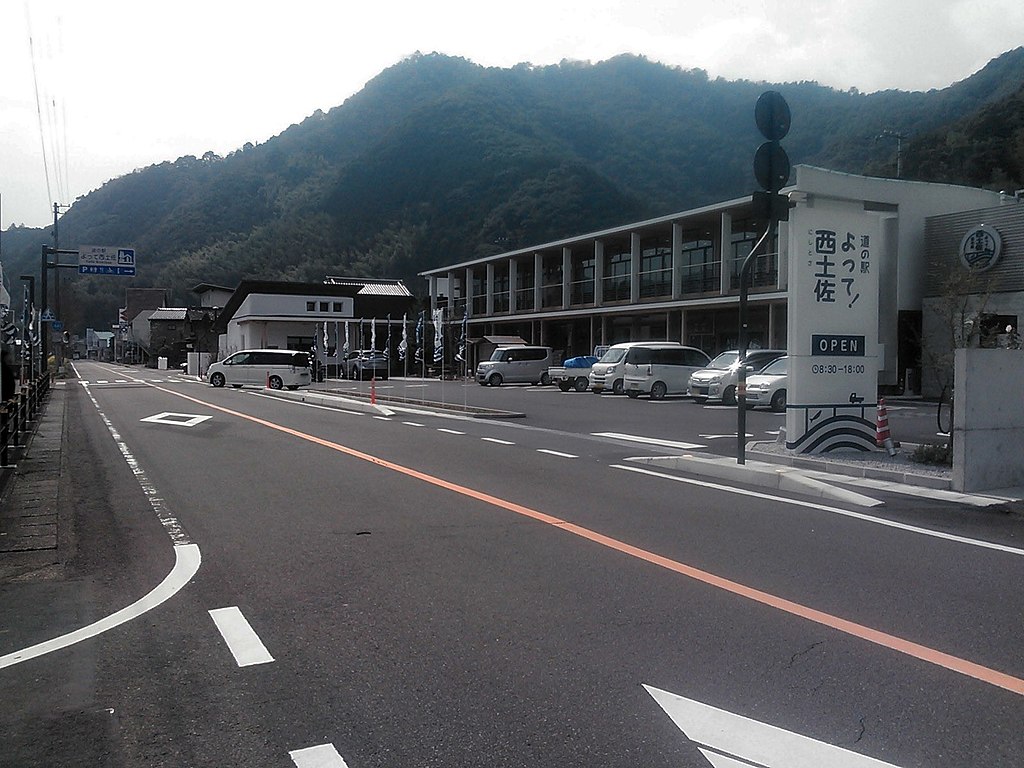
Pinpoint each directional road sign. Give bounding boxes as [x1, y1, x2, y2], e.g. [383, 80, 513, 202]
[79, 245, 137, 276]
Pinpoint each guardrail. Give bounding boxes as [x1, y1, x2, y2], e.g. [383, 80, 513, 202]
[1, 372, 52, 468]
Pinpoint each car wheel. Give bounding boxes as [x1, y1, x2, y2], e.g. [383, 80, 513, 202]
[722, 385, 737, 406]
[573, 377, 589, 392]
[558, 380, 572, 392]
[770, 389, 787, 412]
[268, 375, 283, 390]
[626, 390, 640, 399]
[612, 378, 624, 395]
[541, 372, 551, 386]
[210, 372, 225, 388]
[651, 381, 668, 400]
[490, 373, 503, 387]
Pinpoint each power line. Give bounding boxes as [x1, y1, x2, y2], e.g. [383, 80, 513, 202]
[25, 2, 54, 207]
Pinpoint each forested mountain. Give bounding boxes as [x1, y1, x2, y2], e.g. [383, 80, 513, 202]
[3, 48, 1024, 330]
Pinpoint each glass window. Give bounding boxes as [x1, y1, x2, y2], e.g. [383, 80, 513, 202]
[333, 302, 344, 312]
[306, 302, 316, 311]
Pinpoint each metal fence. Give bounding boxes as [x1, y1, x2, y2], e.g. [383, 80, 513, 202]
[1, 372, 52, 468]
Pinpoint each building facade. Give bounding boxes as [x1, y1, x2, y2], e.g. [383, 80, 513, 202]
[421, 166, 1009, 391]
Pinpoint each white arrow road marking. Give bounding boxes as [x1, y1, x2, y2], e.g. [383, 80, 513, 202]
[289, 743, 350, 767]
[644, 686, 903, 768]
[208, 607, 274, 667]
[592, 432, 705, 450]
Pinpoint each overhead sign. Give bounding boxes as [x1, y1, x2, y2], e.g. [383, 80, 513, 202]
[79, 245, 136, 276]
[786, 203, 881, 453]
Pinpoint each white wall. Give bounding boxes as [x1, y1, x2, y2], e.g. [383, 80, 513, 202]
[953, 348, 1024, 492]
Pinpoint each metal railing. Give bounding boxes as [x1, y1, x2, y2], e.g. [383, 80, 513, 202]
[1, 371, 52, 468]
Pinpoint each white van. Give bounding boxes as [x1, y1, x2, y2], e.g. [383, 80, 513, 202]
[588, 341, 682, 394]
[207, 349, 312, 390]
[476, 345, 553, 386]
[623, 344, 711, 399]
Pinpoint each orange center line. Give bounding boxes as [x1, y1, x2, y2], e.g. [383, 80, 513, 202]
[155, 384, 1024, 697]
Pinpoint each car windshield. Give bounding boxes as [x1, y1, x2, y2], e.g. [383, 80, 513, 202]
[759, 357, 787, 375]
[707, 351, 739, 370]
[598, 348, 627, 364]
[489, 349, 512, 361]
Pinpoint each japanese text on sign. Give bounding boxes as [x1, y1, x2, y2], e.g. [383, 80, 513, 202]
[810, 229, 869, 308]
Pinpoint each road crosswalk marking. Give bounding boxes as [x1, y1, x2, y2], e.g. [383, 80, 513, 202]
[289, 743, 350, 767]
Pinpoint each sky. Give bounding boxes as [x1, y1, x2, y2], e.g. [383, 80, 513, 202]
[2, 0, 1023, 231]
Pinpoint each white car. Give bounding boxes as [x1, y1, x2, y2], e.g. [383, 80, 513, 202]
[744, 356, 788, 412]
[687, 349, 786, 405]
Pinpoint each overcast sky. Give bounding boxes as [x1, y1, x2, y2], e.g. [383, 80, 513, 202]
[2, 0, 1023, 230]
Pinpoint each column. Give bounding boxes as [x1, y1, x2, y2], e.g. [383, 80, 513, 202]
[630, 232, 641, 304]
[486, 262, 495, 316]
[594, 240, 605, 305]
[534, 252, 543, 312]
[465, 268, 474, 317]
[719, 212, 732, 295]
[508, 258, 518, 314]
[671, 222, 683, 299]
[429, 276, 438, 312]
[562, 247, 572, 309]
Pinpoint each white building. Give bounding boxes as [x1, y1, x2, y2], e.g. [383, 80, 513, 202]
[421, 166, 1013, 392]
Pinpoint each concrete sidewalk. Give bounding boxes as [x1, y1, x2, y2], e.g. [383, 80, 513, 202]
[0, 381, 67, 579]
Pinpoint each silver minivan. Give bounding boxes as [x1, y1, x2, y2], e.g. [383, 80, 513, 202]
[207, 349, 312, 390]
[623, 344, 711, 399]
[476, 345, 553, 386]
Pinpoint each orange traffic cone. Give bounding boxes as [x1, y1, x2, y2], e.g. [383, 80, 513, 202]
[876, 398, 897, 456]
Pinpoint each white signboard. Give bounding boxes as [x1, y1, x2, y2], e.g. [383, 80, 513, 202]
[79, 245, 136, 276]
[786, 203, 881, 453]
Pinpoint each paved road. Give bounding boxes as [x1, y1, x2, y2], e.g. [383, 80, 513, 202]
[2, 361, 1021, 767]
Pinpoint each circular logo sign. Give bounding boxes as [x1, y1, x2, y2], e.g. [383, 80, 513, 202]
[959, 224, 1002, 272]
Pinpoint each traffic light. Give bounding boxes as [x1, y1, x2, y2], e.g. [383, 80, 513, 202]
[62, 330, 70, 344]
[752, 90, 791, 221]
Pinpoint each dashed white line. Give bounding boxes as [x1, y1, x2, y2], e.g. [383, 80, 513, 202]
[592, 431, 705, 450]
[208, 607, 274, 667]
[402, 421, 425, 427]
[481, 437, 515, 445]
[437, 428, 465, 435]
[537, 449, 578, 458]
[289, 743, 350, 767]
[373, 416, 392, 421]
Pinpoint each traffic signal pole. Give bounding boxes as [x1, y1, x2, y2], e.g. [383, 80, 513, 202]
[39, 246, 79, 372]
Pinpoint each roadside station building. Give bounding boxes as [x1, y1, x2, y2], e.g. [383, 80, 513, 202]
[421, 166, 1015, 392]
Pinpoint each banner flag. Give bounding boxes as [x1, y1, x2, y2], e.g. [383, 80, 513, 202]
[398, 313, 408, 362]
[432, 308, 444, 363]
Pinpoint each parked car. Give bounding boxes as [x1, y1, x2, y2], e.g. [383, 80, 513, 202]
[476, 345, 553, 386]
[589, 341, 682, 394]
[547, 346, 608, 392]
[745, 355, 788, 411]
[342, 349, 389, 380]
[687, 348, 786, 405]
[206, 349, 312, 390]
[623, 344, 711, 399]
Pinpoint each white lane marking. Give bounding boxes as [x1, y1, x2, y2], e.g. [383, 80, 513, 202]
[249, 393, 365, 416]
[645, 685, 903, 767]
[373, 416, 392, 421]
[402, 421, 425, 427]
[208, 607, 274, 667]
[289, 743, 350, 767]
[0, 544, 201, 669]
[438, 428, 465, 435]
[140, 412, 212, 427]
[481, 437, 515, 445]
[538, 449, 578, 458]
[593, 432, 705, 450]
[614, 464, 1024, 557]
[698, 433, 752, 440]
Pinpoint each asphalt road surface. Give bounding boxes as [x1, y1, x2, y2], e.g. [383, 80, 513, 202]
[2, 360, 1020, 767]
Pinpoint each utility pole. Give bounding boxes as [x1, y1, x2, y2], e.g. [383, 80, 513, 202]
[875, 129, 905, 178]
